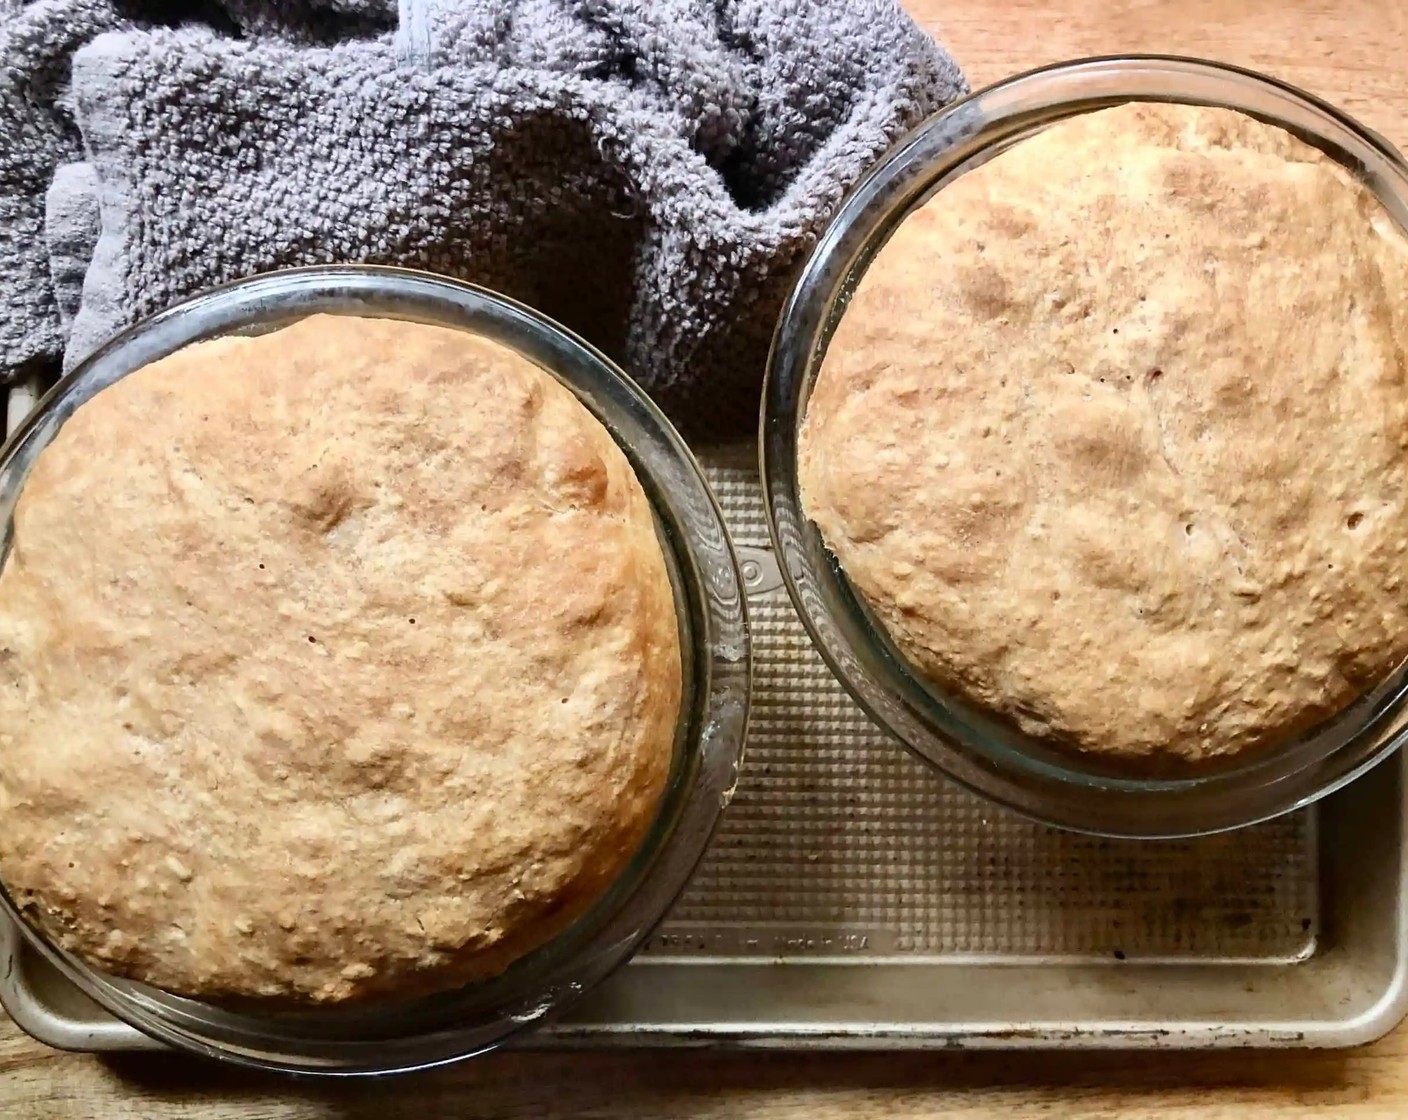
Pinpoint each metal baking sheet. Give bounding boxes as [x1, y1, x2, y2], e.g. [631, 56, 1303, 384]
[1, 387, 1405, 1052]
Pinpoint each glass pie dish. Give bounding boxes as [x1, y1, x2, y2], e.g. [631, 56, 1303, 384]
[762, 56, 1408, 840]
[0, 266, 751, 1075]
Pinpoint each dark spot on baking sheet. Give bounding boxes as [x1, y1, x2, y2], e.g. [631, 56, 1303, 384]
[408, 618, 416, 625]
[1112, 328, 1119, 335]
[1184, 523, 1194, 536]
[559, 698, 568, 704]
[1149, 368, 1163, 383]
[1051, 591, 1061, 601]
[1347, 512, 1364, 530]
[1113, 949, 1126, 960]
[307, 636, 317, 643]
[258, 563, 265, 570]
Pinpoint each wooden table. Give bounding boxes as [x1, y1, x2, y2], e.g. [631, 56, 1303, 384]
[6, 1, 1408, 1115]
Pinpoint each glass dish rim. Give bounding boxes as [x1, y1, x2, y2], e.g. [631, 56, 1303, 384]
[761, 54, 1408, 839]
[0, 265, 751, 1075]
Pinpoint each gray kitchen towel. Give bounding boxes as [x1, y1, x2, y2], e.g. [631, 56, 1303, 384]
[3, 1, 965, 434]
[1, 1, 397, 380]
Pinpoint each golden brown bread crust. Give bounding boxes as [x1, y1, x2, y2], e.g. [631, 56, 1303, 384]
[799, 102, 1408, 766]
[0, 314, 682, 1003]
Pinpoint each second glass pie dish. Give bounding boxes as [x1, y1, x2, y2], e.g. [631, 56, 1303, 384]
[762, 56, 1408, 839]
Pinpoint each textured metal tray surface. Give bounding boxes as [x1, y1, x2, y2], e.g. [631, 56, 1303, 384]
[1, 396, 1405, 1053]
[659, 449, 1317, 966]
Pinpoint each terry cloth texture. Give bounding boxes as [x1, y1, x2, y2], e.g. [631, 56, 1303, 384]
[2, 0, 964, 433]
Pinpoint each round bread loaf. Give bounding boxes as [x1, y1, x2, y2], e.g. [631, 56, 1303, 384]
[0, 314, 682, 1003]
[799, 102, 1408, 766]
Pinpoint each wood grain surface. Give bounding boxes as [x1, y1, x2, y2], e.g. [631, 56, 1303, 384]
[7, 1, 1408, 1116]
